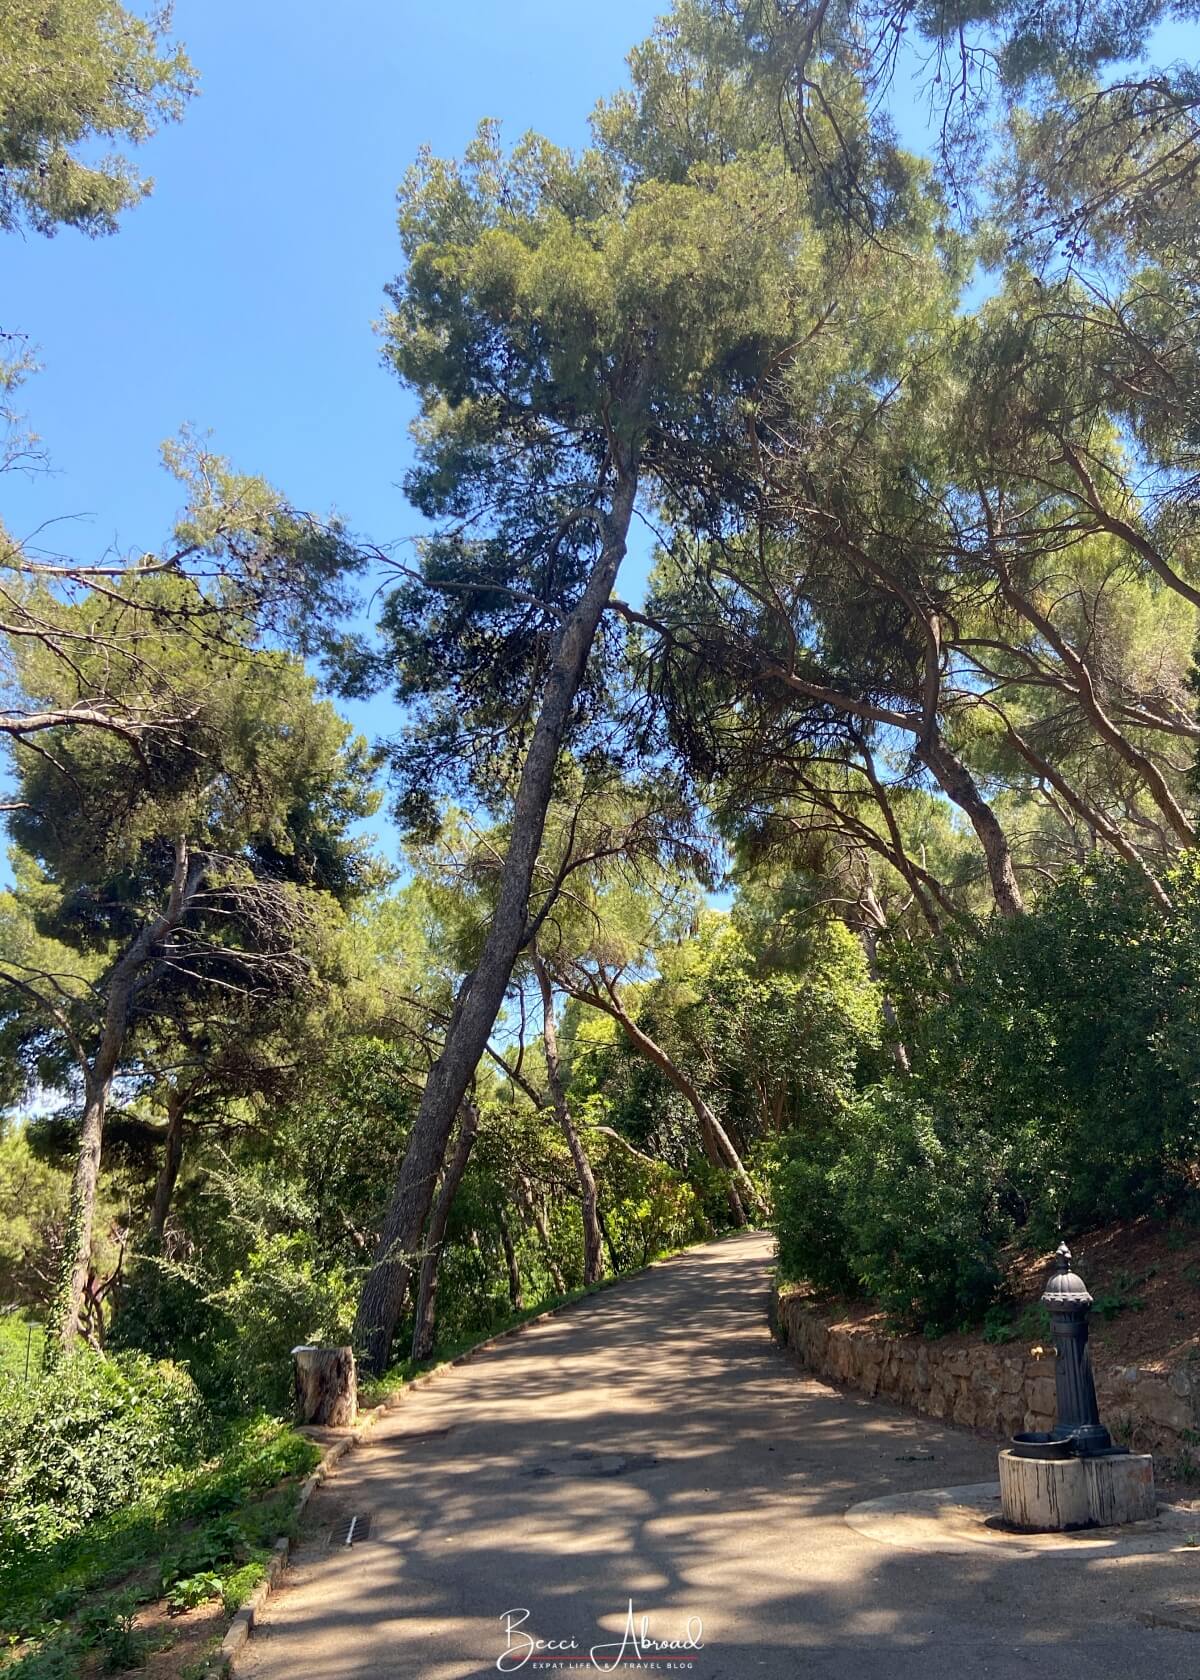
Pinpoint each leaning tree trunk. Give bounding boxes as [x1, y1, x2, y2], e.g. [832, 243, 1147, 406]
[50, 837, 203, 1359]
[497, 1205, 523, 1310]
[411, 1102, 480, 1361]
[534, 956, 604, 1285]
[353, 466, 639, 1374]
[568, 976, 766, 1226]
[148, 1091, 187, 1242]
[292, 1345, 357, 1427]
[918, 736, 1024, 918]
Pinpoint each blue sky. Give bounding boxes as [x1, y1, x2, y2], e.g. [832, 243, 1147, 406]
[3, 1, 676, 869]
[3, 3, 1191, 877]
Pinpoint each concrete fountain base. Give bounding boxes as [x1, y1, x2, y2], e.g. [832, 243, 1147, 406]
[998, 1448, 1156, 1531]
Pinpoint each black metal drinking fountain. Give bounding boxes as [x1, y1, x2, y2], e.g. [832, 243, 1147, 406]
[1011, 1243, 1124, 1461]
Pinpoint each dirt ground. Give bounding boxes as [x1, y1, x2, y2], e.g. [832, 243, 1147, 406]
[812, 1214, 1200, 1374]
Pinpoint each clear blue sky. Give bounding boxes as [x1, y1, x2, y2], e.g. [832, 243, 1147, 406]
[3, 1, 673, 615]
[3, 3, 1189, 876]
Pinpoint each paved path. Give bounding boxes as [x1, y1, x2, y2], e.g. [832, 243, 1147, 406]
[243, 1233, 1199, 1680]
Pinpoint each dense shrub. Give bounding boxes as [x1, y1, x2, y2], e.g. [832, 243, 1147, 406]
[590, 1132, 711, 1270]
[833, 1086, 1007, 1330]
[771, 1142, 857, 1296]
[772, 1086, 1006, 1329]
[888, 855, 1200, 1228]
[0, 1350, 212, 1553]
[113, 1233, 356, 1414]
[773, 857, 1200, 1332]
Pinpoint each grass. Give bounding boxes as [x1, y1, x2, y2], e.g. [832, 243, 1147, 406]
[0, 1417, 321, 1677]
[0, 1313, 44, 1382]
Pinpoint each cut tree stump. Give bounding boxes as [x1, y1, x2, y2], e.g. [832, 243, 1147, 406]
[292, 1344, 357, 1427]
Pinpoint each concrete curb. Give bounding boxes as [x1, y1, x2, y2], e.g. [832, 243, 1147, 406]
[216, 1235, 755, 1675]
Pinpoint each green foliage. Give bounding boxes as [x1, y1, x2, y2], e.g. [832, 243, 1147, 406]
[165, 1572, 224, 1615]
[1092, 1270, 1151, 1322]
[78, 1591, 154, 1671]
[0, 1310, 45, 1380]
[2, 1633, 85, 1680]
[773, 856, 1200, 1329]
[774, 1082, 1007, 1331]
[0, 1124, 126, 1314]
[588, 1129, 710, 1269]
[772, 1145, 857, 1297]
[889, 856, 1200, 1227]
[0, 1350, 211, 1557]
[0, 1415, 318, 1644]
[981, 1302, 1051, 1346]
[0, 0, 194, 236]
[159, 1503, 276, 1615]
[834, 1086, 1007, 1330]
[114, 1224, 356, 1416]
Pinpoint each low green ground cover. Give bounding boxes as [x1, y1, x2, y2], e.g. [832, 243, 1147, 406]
[0, 1414, 320, 1679]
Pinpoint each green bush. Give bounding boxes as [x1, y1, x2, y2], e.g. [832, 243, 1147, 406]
[885, 856, 1200, 1229]
[0, 1350, 212, 1555]
[770, 856, 1200, 1337]
[833, 1085, 1008, 1331]
[772, 1082, 1007, 1330]
[113, 1232, 356, 1415]
[0, 1415, 318, 1643]
[771, 1143, 856, 1296]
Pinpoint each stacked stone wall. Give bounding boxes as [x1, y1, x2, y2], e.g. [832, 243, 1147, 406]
[773, 1287, 1198, 1466]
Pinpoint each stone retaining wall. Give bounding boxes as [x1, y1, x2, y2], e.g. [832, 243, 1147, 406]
[773, 1287, 1198, 1468]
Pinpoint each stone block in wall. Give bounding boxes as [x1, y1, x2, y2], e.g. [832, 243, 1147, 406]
[1167, 1368, 1192, 1401]
[1133, 1379, 1192, 1435]
[999, 1359, 1025, 1396]
[1028, 1376, 1057, 1417]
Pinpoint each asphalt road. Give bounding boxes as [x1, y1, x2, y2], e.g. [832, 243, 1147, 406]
[241, 1231, 1199, 1680]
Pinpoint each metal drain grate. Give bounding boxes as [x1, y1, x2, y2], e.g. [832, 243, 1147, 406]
[336, 1513, 372, 1546]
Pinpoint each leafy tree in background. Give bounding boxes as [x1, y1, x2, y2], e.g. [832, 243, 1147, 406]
[0, 0, 193, 237]
[0, 589, 380, 1353]
[0, 439, 364, 749]
[0, 1122, 126, 1313]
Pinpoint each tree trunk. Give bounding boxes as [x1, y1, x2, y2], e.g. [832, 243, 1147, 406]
[353, 466, 640, 1373]
[534, 956, 604, 1285]
[411, 1101, 480, 1362]
[497, 1205, 523, 1311]
[566, 972, 766, 1224]
[50, 1078, 108, 1361]
[599, 1206, 619, 1273]
[918, 736, 1025, 917]
[292, 1345, 357, 1427]
[148, 1090, 187, 1243]
[516, 1172, 566, 1294]
[50, 837, 204, 1357]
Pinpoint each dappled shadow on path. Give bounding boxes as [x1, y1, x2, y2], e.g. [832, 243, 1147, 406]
[243, 1237, 1200, 1680]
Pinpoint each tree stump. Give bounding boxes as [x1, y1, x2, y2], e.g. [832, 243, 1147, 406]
[292, 1344, 357, 1427]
